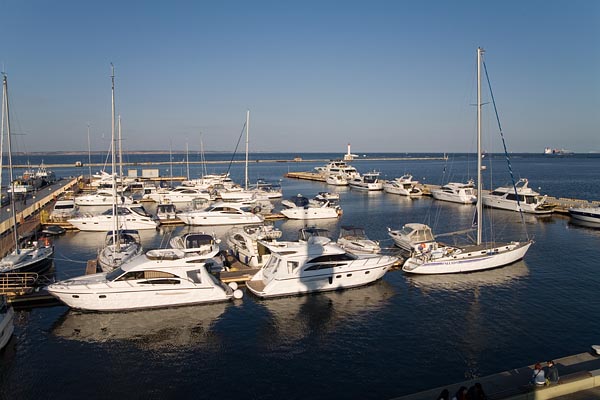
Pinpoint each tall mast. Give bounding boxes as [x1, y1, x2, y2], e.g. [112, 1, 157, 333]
[245, 109, 249, 189]
[118, 115, 123, 180]
[110, 64, 119, 251]
[476, 47, 484, 245]
[87, 123, 92, 181]
[3, 74, 19, 253]
[186, 142, 190, 180]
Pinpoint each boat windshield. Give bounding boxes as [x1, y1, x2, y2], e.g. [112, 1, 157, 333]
[106, 267, 125, 281]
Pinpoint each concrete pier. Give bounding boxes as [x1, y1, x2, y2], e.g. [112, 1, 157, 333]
[393, 350, 600, 400]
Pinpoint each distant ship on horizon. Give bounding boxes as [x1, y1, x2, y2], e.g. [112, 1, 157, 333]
[544, 147, 574, 155]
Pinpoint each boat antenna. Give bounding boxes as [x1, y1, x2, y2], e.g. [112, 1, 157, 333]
[87, 123, 92, 181]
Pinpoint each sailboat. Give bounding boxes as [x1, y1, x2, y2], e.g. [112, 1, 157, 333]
[0, 73, 54, 274]
[402, 47, 533, 275]
[97, 66, 143, 272]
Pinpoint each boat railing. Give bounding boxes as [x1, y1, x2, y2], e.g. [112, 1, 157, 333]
[0, 272, 39, 296]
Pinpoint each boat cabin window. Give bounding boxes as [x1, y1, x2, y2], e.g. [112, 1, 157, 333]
[185, 234, 214, 249]
[233, 234, 247, 249]
[106, 267, 125, 281]
[54, 203, 75, 210]
[116, 270, 177, 281]
[305, 263, 345, 271]
[186, 270, 203, 283]
[138, 279, 180, 285]
[288, 261, 299, 272]
[491, 190, 505, 196]
[131, 206, 151, 217]
[308, 253, 355, 263]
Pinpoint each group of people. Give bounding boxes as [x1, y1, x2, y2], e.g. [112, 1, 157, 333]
[532, 360, 560, 386]
[437, 382, 486, 400]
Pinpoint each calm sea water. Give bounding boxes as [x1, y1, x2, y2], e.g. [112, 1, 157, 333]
[1, 153, 599, 399]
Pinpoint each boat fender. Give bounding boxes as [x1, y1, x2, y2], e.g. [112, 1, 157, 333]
[228, 282, 239, 290]
[233, 289, 244, 299]
[253, 206, 262, 214]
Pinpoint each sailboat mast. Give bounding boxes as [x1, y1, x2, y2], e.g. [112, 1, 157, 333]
[476, 47, 484, 245]
[110, 64, 119, 251]
[87, 123, 92, 181]
[186, 142, 190, 180]
[3, 74, 20, 253]
[118, 115, 123, 180]
[245, 109, 249, 190]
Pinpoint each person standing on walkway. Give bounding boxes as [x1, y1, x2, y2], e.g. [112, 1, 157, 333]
[546, 360, 559, 384]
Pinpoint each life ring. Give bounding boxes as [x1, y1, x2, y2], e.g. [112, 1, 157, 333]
[419, 243, 426, 251]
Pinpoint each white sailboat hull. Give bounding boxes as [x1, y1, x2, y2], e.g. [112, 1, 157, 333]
[280, 207, 340, 220]
[402, 241, 533, 274]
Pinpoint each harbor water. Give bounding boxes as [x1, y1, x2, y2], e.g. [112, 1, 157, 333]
[1, 153, 600, 399]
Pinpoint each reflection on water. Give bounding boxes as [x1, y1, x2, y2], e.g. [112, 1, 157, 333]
[52, 302, 230, 349]
[406, 261, 529, 292]
[257, 281, 394, 345]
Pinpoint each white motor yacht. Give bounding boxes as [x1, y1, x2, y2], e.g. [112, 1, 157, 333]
[281, 194, 341, 220]
[0, 295, 14, 350]
[50, 199, 78, 221]
[156, 202, 178, 222]
[97, 230, 143, 272]
[75, 189, 134, 206]
[568, 206, 600, 225]
[177, 201, 264, 226]
[226, 224, 282, 267]
[48, 233, 243, 311]
[145, 186, 211, 204]
[481, 178, 554, 214]
[326, 174, 348, 186]
[337, 226, 381, 254]
[246, 235, 397, 298]
[387, 223, 436, 252]
[432, 181, 477, 204]
[68, 204, 158, 231]
[315, 159, 361, 181]
[383, 174, 423, 196]
[348, 171, 383, 191]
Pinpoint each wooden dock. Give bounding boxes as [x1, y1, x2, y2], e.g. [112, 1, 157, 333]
[284, 171, 326, 182]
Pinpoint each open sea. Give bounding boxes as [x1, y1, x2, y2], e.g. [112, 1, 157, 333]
[1, 152, 600, 399]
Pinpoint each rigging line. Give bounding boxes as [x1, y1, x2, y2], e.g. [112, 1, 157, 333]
[482, 60, 529, 239]
[225, 120, 247, 176]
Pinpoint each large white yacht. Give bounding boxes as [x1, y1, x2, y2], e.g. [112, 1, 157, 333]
[144, 186, 211, 204]
[0, 295, 14, 350]
[177, 201, 264, 226]
[68, 204, 158, 231]
[315, 159, 361, 181]
[280, 194, 341, 220]
[75, 189, 134, 206]
[348, 171, 383, 191]
[246, 235, 397, 298]
[226, 224, 282, 267]
[481, 178, 554, 214]
[432, 181, 477, 204]
[383, 174, 423, 196]
[47, 233, 243, 311]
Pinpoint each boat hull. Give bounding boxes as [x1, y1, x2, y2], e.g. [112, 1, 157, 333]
[280, 207, 340, 220]
[402, 241, 532, 274]
[0, 306, 14, 350]
[569, 207, 600, 224]
[247, 256, 396, 298]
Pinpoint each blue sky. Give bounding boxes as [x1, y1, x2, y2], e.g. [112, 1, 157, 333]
[2, 0, 598, 154]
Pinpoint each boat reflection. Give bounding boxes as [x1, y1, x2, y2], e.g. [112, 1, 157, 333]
[256, 281, 394, 344]
[406, 261, 529, 292]
[52, 302, 229, 349]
